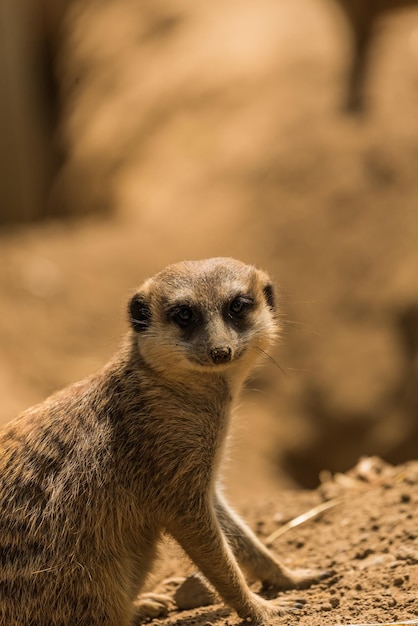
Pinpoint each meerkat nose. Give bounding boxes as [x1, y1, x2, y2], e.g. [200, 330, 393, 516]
[210, 346, 232, 364]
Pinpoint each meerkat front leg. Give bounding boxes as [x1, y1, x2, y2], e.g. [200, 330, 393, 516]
[169, 500, 299, 623]
[214, 491, 329, 590]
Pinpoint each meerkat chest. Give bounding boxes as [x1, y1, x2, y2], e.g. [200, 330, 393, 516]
[133, 383, 232, 491]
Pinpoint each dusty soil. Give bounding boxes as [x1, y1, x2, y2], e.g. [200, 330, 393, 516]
[148, 458, 418, 626]
[1, 0, 418, 623]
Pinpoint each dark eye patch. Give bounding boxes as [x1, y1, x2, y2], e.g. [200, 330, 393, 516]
[167, 304, 199, 329]
[227, 295, 254, 319]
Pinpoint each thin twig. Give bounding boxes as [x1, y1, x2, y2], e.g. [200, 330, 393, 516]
[338, 619, 418, 626]
[265, 498, 343, 547]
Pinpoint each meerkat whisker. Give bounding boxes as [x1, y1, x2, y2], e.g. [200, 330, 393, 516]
[252, 346, 287, 377]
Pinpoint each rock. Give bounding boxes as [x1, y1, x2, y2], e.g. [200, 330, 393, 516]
[174, 573, 218, 610]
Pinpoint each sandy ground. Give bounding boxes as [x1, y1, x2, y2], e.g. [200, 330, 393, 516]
[147, 458, 418, 626]
[1, 0, 418, 623]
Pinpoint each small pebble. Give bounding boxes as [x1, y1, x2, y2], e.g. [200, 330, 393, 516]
[329, 596, 340, 608]
[174, 574, 217, 610]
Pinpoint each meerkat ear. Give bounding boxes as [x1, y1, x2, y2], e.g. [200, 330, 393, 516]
[257, 269, 275, 311]
[128, 293, 152, 332]
[263, 283, 275, 311]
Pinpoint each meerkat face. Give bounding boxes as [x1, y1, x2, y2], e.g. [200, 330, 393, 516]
[128, 258, 278, 379]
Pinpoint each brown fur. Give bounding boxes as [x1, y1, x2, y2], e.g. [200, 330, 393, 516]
[0, 257, 326, 625]
[334, 0, 418, 111]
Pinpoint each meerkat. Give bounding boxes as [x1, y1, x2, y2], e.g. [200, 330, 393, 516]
[0, 257, 327, 625]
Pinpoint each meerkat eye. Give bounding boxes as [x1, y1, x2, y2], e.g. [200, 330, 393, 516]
[169, 305, 196, 328]
[228, 296, 254, 318]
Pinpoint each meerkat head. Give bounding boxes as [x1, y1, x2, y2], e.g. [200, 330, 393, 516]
[128, 258, 278, 381]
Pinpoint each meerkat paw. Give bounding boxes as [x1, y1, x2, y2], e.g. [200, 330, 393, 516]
[266, 596, 306, 614]
[263, 566, 331, 591]
[133, 593, 172, 622]
[283, 566, 331, 589]
[241, 595, 306, 624]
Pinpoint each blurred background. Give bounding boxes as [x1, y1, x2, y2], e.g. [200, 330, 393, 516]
[1, 0, 418, 497]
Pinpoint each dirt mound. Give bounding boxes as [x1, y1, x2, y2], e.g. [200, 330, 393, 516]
[148, 457, 418, 625]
